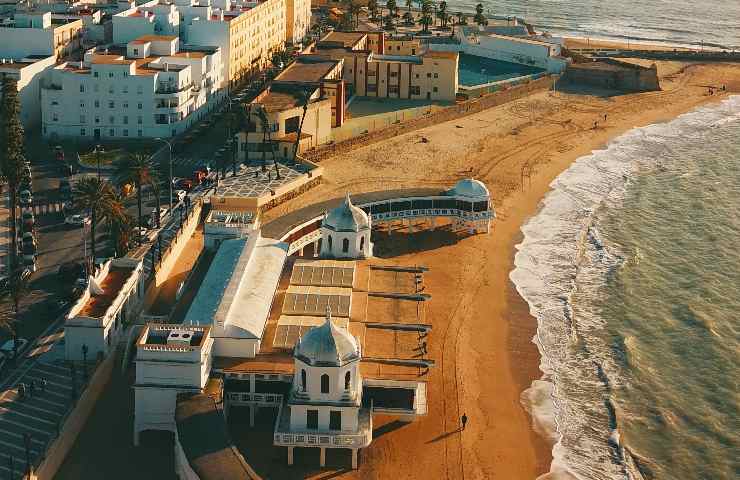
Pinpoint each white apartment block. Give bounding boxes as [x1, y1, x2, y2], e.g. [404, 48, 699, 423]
[0, 11, 83, 59]
[40, 35, 224, 140]
[285, 0, 311, 45]
[0, 54, 56, 128]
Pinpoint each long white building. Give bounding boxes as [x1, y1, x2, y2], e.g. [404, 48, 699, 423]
[40, 35, 224, 140]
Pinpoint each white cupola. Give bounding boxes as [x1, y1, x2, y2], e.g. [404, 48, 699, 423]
[320, 193, 372, 259]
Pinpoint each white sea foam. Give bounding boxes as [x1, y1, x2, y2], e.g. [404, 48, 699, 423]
[511, 96, 740, 480]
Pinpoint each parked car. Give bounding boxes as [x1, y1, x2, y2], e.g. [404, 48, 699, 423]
[65, 214, 91, 227]
[19, 189, 32, 206]
[175, 178, 193, 191]
[175, 190, 186, 203]
[22, 255, 37, 272]
[147, 207, 169, 228]
[54, 145, 65, 162]
[0, 338, 28, 360]
[21, 232, 35, 247]
[132, 226, 149, 240]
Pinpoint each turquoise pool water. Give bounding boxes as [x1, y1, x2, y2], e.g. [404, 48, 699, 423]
[458, 54, 544, 86]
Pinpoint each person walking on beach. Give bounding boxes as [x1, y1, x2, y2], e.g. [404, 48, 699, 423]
[604, 113, 608, 122]
[41, 379, 47, 393]
[461, 413, 468, 431]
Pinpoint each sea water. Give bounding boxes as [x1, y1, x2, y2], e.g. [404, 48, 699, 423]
[511, 95, 740, 480]
[445, 0, 740, 50]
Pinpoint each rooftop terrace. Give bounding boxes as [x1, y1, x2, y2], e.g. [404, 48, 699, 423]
[274, 58, 340, 83]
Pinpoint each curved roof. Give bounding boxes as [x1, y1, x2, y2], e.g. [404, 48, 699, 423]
[322, 193, 370, 233]
[294, 308, 360, 367]
[447, 178, 490, 199]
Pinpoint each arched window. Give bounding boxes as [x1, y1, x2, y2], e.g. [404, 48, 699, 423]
[321, 374, 330, 394]
[328, 235, 333, 252]
[301, 369, 307, 392]
[342, 238, 349, 253]
[344, 371, 351, 391]
[359, 236, 365, 252]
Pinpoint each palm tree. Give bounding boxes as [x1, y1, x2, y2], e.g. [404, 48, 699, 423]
[108, 192, 133, 257]
[0, 267, 29, 359]
[368, 0, 378, 21]
[474, 3, 487, 26]
[148, 170, 163, 228]
[405, 0, 413, 16]
[403, 10, 414, 25]
[256, 107, 270, 173]
[438, 1, 448, 28]
[258, 107, 281, 180]
[386, 0, 397, 23]
[292, 88, 312, 164]
[113, 152, 155, 233]
[348, 2, 361, 28]
[455, 11, 467, 25]
[0, 77, 26, 273]
[73, 176, 118, 263]
[420, 0, 433, 33]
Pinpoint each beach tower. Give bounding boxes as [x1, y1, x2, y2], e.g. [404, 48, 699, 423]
[320, 193, 373, 258]
[283, 307, 370, 468]
[446, 178, 493, 233]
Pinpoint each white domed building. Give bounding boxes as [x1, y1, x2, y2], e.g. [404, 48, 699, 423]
[280, 308, 371, 468]
[320, 193, 372, 258]
[445, 178, 493, 234]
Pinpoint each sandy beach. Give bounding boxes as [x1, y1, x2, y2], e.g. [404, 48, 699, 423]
[261, 61, 740, 479]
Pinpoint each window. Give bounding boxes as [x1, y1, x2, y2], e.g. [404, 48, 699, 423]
[359, 236, 365, 252]
[109, 128, 114, 136]
[306, 410, 318, 429]
[123, 102, 128, 109]
[108, 101, 114, 108]
[80, 128, 86, 136]
[137, 85, 143, 94]
[108, 86, 114, 94]
[415, 73, 419, 78]
[80, 101, 85, 108]
[410, 85, 420, 96]
[80, 115, 86, 124]
[95, 116, 100, 124]
[388, 85, 399, 94]
[412, 48, 416, 55]
[108, 72, 114, 78]
[93, 71, 99, 78]
[94, 100, 100, 108]
[397, 46, 401, 51]
[342, 238, 349, 253]
[301, 369, 306, 392]
[328, 235, 332, 251]
[320, 374, 330, 393]
[138, 102, 143, 110]
[52, 113, 58, 122]
[133, 48, 139, 55]
[344, 371, 351, 390]
[433, 86, 438, 93]
[79, 84, 85, 93]
[329, 411, 342, 430]
[434, 73, 439, 79]
[122, 86, 128, 93]
[123, 129, 128, 137]
[137, 115, 143, 124]
[123, 116, 128, 124]
[390, 71, 398, 78]
[285, 115, 299, 134]
[427, 73, 432, 78]
[137, 130, 143, 137]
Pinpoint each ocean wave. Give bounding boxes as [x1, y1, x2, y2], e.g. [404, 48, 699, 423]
[511, 96, 740, 480]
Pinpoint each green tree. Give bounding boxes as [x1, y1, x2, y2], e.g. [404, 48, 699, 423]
[403, 11, 414, 25]
[113, 152, 156, 234]
[256, 107, 281, 179]
[0, 267, 29, 359]
[420, 0, 433, 33]
[455, 11, 467, 25]
[73, 176, 119, 262]
[386, 0, 397, 18]
[0, 77, 26, 272]
[368, 0, 379, 21]
[474, 3, 487, 26]
[108, 192, 133, 257]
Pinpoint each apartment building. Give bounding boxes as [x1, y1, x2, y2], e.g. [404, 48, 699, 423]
[40, 35, 224, 140]
[285, 0, 311, 45]
[186, 0, 286, 87]
[312, 31, 459, 101]
[0, 54, 57, 128]
[0, 11, 83, 60]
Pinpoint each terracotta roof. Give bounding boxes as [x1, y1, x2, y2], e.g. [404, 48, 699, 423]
[130, 34, 178, 44]
[275, 59, 339, 83]
[90, 54, 133, 65]
[319, 31, 366, 48]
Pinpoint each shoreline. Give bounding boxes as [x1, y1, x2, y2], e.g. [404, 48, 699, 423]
[265, 62, 740, 479]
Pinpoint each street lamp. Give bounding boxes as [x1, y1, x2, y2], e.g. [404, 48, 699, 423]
[81, 344, 88, 381]
[93, 144, 105, 180]
[154, 138, 174, 213]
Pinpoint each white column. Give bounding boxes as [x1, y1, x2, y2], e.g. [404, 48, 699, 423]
[288, 446, 294, 466]
[320, 447, 326, 467]
[313, 240, 319, 257]
[351, 448, 358, 469]
[299, 246, 304, 256]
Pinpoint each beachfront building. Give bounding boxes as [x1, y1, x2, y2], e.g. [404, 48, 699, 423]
[285, 0, 311, 45]
[236, 55, 345, 160]
[0, 10, 84, 60]
[64, 258, 144, 362]
[311, 31, 459, 101]
[0, 54, 57, 128]
[40, 35, 224, 140]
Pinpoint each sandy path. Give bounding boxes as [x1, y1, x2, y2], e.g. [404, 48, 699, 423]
[263, 62, 740, 479]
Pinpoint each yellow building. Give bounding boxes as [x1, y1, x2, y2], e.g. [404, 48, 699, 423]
[285, 0, 312, 45]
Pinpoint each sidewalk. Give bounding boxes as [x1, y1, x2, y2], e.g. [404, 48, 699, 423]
[0, 190, 10, 277]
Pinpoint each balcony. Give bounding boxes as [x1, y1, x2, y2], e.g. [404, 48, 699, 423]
[274, 407, 372, 449]
[155, 83, 193, 95]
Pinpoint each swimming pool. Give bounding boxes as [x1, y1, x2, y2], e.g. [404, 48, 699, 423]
[458, 54, 545, 87]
